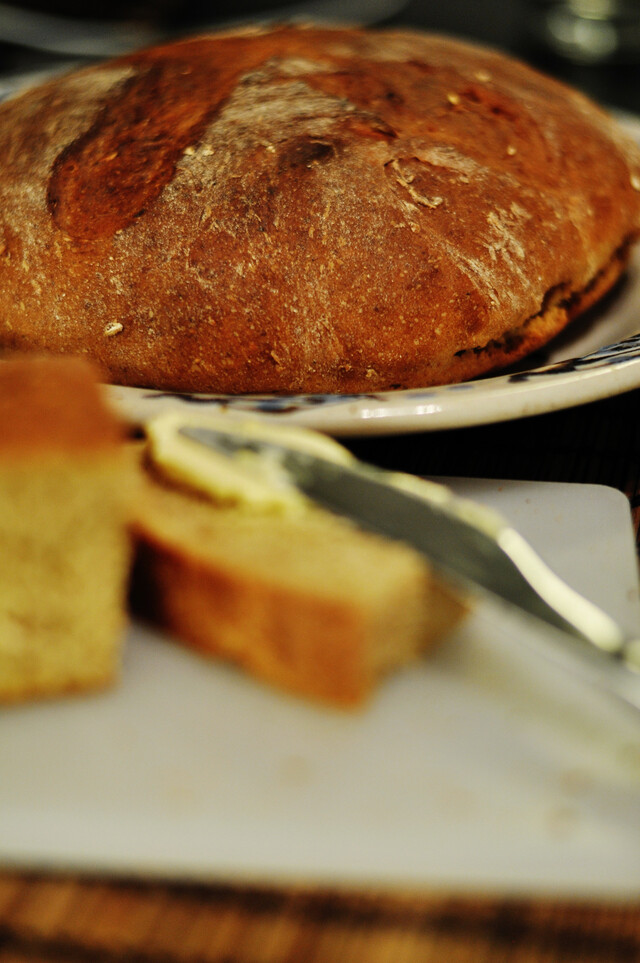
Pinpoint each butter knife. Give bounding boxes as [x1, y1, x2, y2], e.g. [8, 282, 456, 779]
[176, 421, 640, 713]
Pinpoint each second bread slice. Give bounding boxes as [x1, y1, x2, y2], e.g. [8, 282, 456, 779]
[130, 454, 466, 706]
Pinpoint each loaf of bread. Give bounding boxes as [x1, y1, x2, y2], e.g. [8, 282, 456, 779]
[0, 24, 639, 394]
[0, 357, 132, 703]
[130, 440, 467, 706]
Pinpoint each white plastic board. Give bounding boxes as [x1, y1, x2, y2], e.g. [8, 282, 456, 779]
[2, 479, 639, 898]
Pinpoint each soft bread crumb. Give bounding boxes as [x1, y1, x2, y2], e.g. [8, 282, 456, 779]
[0, 357, 132, 703]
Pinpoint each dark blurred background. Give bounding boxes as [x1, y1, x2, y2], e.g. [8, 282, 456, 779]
[0, 0, 639, 116]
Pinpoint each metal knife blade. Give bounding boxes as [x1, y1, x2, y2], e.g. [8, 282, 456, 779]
[177, 421, 640, 713]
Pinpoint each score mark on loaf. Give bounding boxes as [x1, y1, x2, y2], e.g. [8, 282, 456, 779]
[1, 23, 640, 393]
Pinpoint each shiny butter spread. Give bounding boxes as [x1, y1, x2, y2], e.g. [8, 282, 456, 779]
[145, 410, 351, 515]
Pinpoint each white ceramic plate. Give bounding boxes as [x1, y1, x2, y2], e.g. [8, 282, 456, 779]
[108, 273, 640, 436]
[2, 479, 640, 897]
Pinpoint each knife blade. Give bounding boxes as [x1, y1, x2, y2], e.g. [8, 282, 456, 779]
[174, 420, 640, 713]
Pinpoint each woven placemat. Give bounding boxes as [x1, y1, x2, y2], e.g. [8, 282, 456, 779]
[1, 872, 639, 963]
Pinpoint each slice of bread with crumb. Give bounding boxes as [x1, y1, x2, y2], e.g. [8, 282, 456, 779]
[0, 357, 132, 703]
[130, 444, 466, 706]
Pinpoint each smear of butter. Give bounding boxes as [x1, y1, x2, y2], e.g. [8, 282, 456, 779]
[145, 409, 505, 544]
[145, 410, 351, 515]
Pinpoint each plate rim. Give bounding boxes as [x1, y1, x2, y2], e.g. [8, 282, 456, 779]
[107, 327, 640, 436]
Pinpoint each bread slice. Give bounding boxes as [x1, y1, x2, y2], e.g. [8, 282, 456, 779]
[130, 450, 467, 706]
[0, 357, 132, 703]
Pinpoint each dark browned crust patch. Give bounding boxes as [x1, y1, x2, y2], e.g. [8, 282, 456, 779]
[47, 59, 231, 239]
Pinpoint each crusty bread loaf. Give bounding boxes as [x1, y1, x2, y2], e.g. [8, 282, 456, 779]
[130, 454, 467, 706]
[0, 24, 639, 393]
[0, 357, 132, 703]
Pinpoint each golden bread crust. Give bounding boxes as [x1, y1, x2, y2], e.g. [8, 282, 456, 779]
[0, 25, 639, 392]
[0, 356, 123, 455]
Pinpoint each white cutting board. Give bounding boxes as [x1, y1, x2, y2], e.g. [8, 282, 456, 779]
[1, 479, 640, 899]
